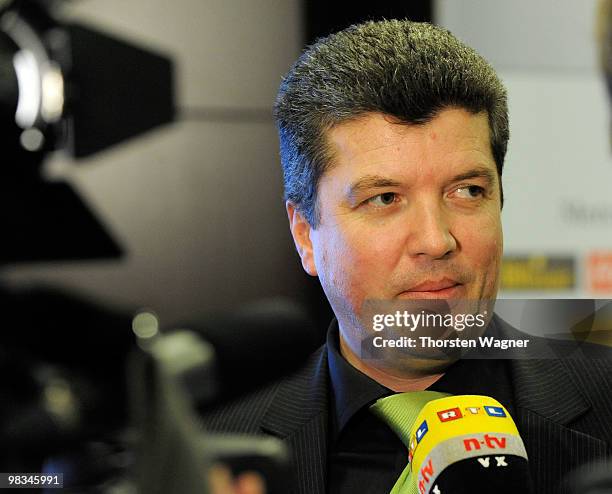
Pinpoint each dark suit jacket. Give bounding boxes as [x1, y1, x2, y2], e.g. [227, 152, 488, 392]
[200, 318, 612, 494]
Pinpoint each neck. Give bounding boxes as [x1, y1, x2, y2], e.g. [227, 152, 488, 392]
[339, 333, 444, 392]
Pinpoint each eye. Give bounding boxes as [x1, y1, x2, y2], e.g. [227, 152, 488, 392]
[367, 192, 397, 206]
[454, 185, 485, 199]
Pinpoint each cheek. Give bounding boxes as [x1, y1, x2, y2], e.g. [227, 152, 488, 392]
[456, 214, 503, 273]
[314, 228, 363, 288]
[352, 228, 407, 289]
[312, 224, 404, 299]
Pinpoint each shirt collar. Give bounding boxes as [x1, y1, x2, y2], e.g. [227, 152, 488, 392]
[326, 317, 516, 436]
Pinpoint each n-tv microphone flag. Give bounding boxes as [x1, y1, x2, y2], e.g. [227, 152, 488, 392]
[408, 395, 534, 494]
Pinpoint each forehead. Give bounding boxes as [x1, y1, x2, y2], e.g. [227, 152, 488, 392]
[321, 109, 495, 185]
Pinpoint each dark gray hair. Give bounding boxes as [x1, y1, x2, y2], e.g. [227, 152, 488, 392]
[274, 19, 509, 227]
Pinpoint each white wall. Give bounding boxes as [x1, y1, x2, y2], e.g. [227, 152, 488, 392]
[436, 0, 600, 71]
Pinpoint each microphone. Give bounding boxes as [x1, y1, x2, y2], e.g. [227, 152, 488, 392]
[408, 395, 533, 494]
[132, 299, 316, 494]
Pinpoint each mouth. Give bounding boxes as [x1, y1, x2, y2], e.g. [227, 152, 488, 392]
[397, 278, 463, 299]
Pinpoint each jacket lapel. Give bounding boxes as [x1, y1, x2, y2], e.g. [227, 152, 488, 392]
[509, 357, 608, 492]
[260, 346, 329, 494]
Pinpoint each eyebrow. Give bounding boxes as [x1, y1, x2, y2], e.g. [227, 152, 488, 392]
[449, 167, 497, 186]
[347, 175, 402, 201]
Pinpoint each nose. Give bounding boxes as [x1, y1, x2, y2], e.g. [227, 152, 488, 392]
[406, 200, 457, 259]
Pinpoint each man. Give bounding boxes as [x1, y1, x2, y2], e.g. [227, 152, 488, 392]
[203, 20, 611, 493]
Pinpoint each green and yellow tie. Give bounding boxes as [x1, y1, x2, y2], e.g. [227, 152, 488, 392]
[370, 391, 450, 494]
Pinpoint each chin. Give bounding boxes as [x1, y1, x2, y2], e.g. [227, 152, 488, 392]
[384, 352, 459, 376]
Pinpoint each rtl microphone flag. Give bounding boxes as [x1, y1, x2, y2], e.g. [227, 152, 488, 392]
[408, 395, 533, 494]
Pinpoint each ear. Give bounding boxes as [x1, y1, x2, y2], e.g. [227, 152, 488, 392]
[286, 201, 318, 276]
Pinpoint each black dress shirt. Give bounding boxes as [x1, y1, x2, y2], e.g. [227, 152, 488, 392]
[326, 322, 516, 494]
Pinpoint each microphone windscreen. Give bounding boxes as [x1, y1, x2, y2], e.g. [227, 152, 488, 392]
[408, 395, 533, 494]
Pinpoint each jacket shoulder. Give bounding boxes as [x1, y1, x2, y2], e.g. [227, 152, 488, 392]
[198, 346, 328, 434]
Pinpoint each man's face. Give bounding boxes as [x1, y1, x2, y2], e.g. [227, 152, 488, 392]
[287, 108, 503, 359]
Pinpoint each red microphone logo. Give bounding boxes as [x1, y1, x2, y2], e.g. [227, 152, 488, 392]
[437, 407, 463, 422]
